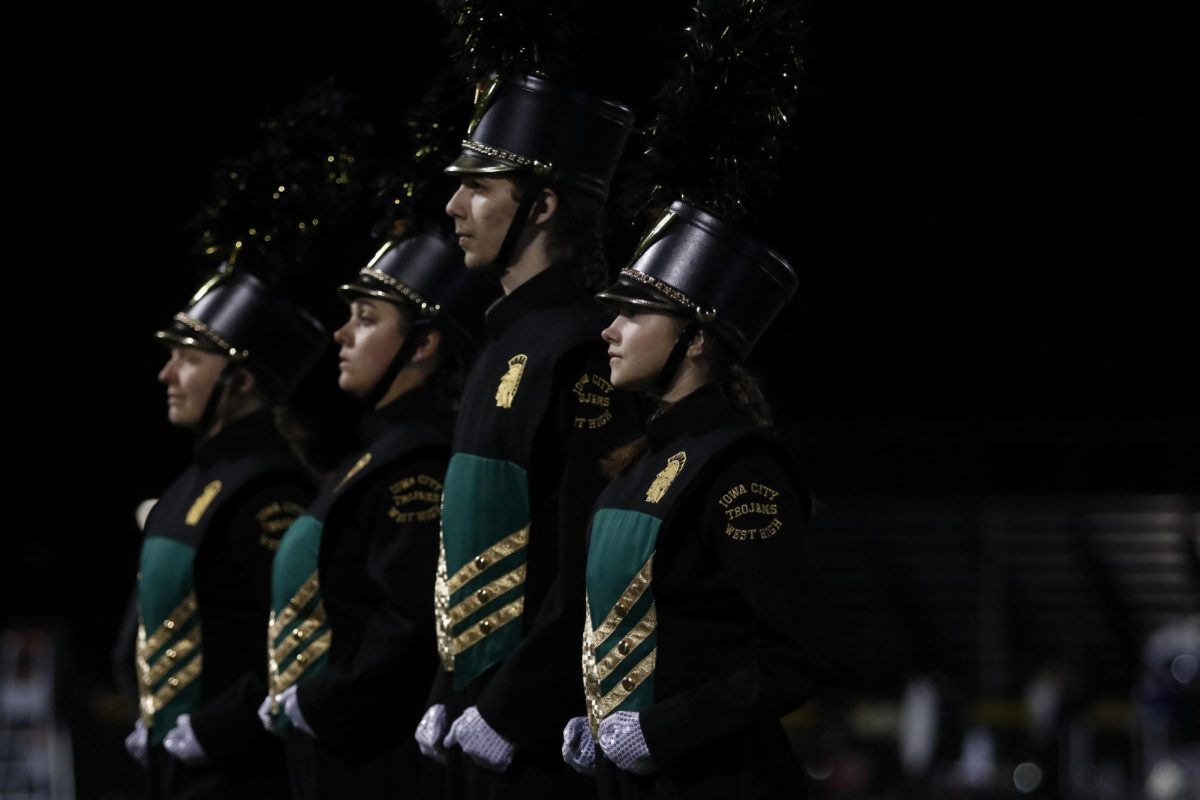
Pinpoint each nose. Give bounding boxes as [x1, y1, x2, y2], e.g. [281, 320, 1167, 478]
[601, 319, 621, 345]
[333, 318, 353, 347]
[446, 184, 468, 219]
[158, 354, 177, 384]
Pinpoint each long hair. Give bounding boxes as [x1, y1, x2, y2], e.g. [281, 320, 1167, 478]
[510, 176, 608, 292]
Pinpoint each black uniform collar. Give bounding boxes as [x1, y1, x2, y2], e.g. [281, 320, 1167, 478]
[194, 409, 280, 467]
[645, 382, 741, 452]
[484, 261, 586, 339]
[358, 382, 450, 443]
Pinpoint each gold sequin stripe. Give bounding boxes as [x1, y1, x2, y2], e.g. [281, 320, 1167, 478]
[446, 527, 529, 595]
[591, 555, 655, 650]
[359, 268, 439, 313]
[450, 597, 523, 656]
[618, 269, 710, 318]
[595, 648, 656, 721]
[145, 653, 204, 716]
[460, 139, 553, 174]
[434, 533, 454, 671]
[583, 598, 603, 738]
[447, 564, 527, 626]
[173, 313, 234, 353]
[270, 572, 321, 640]
[594, 603, 656, 682]
[140, 594, 199, 656]
[270, 609, 327, 666]
[271, 629, 333, 695]
[139, 624, 202, 688]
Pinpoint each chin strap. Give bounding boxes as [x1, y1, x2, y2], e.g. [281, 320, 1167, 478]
[652, 322, 703, 396]
[488, 174, 550, 276]
[364, 319, 433, 408]
[197, 361, 239, 434]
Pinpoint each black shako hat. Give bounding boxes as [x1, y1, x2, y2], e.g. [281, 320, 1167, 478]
[338, 232, 496, 354]
[155, 270, 328, 401]
[445, 73, 634, 199]
[596, 200, 798, 361]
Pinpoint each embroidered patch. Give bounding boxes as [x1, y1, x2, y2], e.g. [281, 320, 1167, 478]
[495, 355, 528, 409]
[645, 452, 687, 504]
[572, 372, 614, 430]
[256, 500, 306, 551]
[185, 481, 223, 526]
[390, 474, 444, 524]
[718, 482, 783, 541]
[335, 453, 373, 492]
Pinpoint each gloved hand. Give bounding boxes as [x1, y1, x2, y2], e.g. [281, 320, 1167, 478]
[561, 716, 596, 776]
[415, 704, 450, 765]
[256, 694, 280, 735]
[276, 684, 315, 737]
[124, 718, 149, 766]
[444, 706, 514, 772]
[163, 713, 208, 765]
[598, 711, 655, 775]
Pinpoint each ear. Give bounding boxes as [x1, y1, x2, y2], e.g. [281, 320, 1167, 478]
[531, 187, 559, 226]
[685, 328, 708, 360]
[411, 328, 442, 364]
[231, 367, 257, 395]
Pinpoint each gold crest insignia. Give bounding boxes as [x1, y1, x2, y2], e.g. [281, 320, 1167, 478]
[185, 480, 223, 525]
[645, 452, 687, 504]
[495, 354, 528, 409]
[335, 453, 372, 492]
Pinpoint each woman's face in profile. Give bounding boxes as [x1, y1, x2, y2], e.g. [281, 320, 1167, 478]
[158, 346, 228, 428]
[333, 297, 407, 398]
[601, 309, 686, 392]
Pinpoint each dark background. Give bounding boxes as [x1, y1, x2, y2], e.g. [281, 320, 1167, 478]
[8, 2, 1194, 795]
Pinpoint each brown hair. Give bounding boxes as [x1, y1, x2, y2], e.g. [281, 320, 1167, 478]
[510, 176, 608, 292]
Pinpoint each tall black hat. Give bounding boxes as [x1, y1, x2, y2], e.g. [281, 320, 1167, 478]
[444, 74, 634, 199]
[338, 232, 497, 354]
[155, 270, 328, 401]
[596, 200, 797, 362]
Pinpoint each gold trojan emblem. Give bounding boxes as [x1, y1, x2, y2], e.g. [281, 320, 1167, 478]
[335, 453, 372, 493]
[495, 355, 528, 409]
[185, 481, 224, 525]
[646, 452, 687, 504]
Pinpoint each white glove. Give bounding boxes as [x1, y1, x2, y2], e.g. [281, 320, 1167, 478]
[444, 706, 514, 772]
[598, 711, 655, 775]
[256, 694, 280, 735]
[415, 704, 450, 765]
[163, 713, 208, 765]
[124, 718, 149, 766]
[276, 684, 315, 737]
[562, 716, 596, 776]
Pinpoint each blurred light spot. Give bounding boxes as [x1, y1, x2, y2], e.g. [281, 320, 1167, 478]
[1170, 654, 1197, 685]
[1146, 759, 1186, 800]
[1013, 762, 1042, 793]
[804, 760, 831, 781]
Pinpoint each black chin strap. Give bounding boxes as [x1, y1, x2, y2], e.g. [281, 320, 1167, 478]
[364, 319, 433, 409]
[198, 361, 238, 434]
[489, 175, 549, 275]
[652, 322, 702, 395]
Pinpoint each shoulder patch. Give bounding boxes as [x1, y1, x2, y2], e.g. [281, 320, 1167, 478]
[185, 480, 223, 526]
[572, 372, 614, 430]
[495, 355, 528, 409]
[255, 500, 306, 551]
[389, 474, 444, 525]
[646, 452, 687, 504]
[717, 481, 784, 542]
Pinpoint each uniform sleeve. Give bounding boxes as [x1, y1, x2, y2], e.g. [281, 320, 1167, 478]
[476, 344, 646, 752]
[188, 477, 309, 768]
[296, 451, 444, 751]
[637, 451, 829, 771]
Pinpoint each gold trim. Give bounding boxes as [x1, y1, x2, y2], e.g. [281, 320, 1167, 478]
[434, 531, 454, 671]
[358, 267, 439, 314]
[583, 598, 601, 738]
[270, 608, 327, 665]
[447, 564, 527, 625]
[467, 77, 499, 135]
[138, 624, 202, 687]
[459, 139, 552, 175]
[595, 648, 656, 720]
[595, 603, 656, 682]
[334, 453, 372, 493]
[146, 652, 204, 715]
[451, 597, 524, 656]
[618, 269, 715, 320]
[173, 312, 234, 353]
[140, 594, 199, 655]
[185, 481, 223, 526]
[591, 555, 655, 650]
[270, 629, 333, 695]
[270, 571, 321, 639]
[446, 527, 529, 595]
